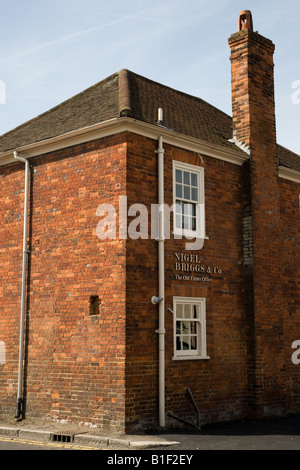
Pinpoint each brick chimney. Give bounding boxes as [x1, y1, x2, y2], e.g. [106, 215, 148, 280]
[229, 12, 288, 417]
[228, 10, 277, 154]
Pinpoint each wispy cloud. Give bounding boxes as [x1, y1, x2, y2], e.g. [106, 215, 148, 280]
[3, 19, 125, 62]
[58, 6, 179, 24]
[1, 2, 181, 65]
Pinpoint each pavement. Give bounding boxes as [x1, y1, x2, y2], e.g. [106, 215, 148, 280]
[1, 414, 300, 450]
[0, 418, 180, 450]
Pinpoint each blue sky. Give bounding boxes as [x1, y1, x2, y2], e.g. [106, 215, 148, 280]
[1, 0, 299, 154]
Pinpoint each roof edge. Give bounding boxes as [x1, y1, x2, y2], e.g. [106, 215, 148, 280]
[0, 116, 249, 167]
[278, 166, 300, 184]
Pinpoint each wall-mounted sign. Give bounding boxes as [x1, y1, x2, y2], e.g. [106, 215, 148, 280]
[174, 252, 222, 282]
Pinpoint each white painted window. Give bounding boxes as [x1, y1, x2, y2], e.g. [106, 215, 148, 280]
[173, 161, 205, 240]
[173, 297, 209, 360]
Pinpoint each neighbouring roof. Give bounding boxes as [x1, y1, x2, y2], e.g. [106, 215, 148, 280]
[0, 69, 299, 171]
[276, 144, 300, 173]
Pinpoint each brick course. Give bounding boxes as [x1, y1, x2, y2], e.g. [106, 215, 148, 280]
[0, 134, 128, 431]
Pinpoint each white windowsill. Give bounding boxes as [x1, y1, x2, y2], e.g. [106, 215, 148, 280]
[172, 355, 210, 361]
[172, 231, 210, 240]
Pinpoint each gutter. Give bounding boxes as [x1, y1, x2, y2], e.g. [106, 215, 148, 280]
[278, 166, 300, 184]
[0, 117, 249, 168]
[13, 151, 30, 420]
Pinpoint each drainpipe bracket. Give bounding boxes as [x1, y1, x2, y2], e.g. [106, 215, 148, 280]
[155, 328, 166, 335]
[151, 296, 163, 304]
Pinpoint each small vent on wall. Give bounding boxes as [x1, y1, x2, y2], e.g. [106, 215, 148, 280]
[89, 295, 100, 316]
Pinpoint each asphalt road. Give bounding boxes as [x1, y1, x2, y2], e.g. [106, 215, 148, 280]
[149, 415, 300, 450]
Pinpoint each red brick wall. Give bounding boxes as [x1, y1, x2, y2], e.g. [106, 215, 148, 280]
[125, 132, 248, 430]
[0, 163, 25, 415]
[0, 128, 298, 432]
[124, 136, 299, 430]
[0, 134, 127, 431]
[165, 147, 248, 427]
[278, 178, 300, 411]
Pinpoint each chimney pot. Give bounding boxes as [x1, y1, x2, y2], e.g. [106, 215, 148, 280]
[238, 10, 253, 31]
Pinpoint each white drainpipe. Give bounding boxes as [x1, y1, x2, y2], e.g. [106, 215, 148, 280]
[152, 111, 166, 428]
[158, 134, 165, 428]
[13, 151, 30, 420]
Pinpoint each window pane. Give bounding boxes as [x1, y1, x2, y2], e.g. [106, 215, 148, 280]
[191, 173, 198, 187]
[176, 336, 181, 351]
[184, 186, 190, 200]
[183, 216, 189, 229]
[190, 321, 197, 334]
[182, 202, 190, 215]
[175, 200, 182, 214]
[191, 187, 198, 201]
[182, 321, 189, 334]
[191, 204, 196, 216]
[182, 336, 190, 350]
[177, 304, 183, 318]
[176, 169, 182, 183]
[176, 321, 181, 334]
[184, 304, 191, 318]
[176, 184, 182, 198]
[191, 217, 196, 231]
[191, 335, 197, 350]
[183, 171, 190, 185]
[175, 214, 181, 229]
[193, 305, 199, 318]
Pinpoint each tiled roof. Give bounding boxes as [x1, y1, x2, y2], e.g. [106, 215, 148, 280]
[123, 70, 234, 149]
[0, 69, 299, 171]
[277, 144, 300, 173]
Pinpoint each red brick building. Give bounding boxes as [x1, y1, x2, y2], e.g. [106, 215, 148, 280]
[0, 11, 299, 432]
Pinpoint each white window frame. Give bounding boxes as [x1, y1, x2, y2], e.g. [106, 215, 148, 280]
[173, 297, 209, 361]
[172, 160, 205, 240]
